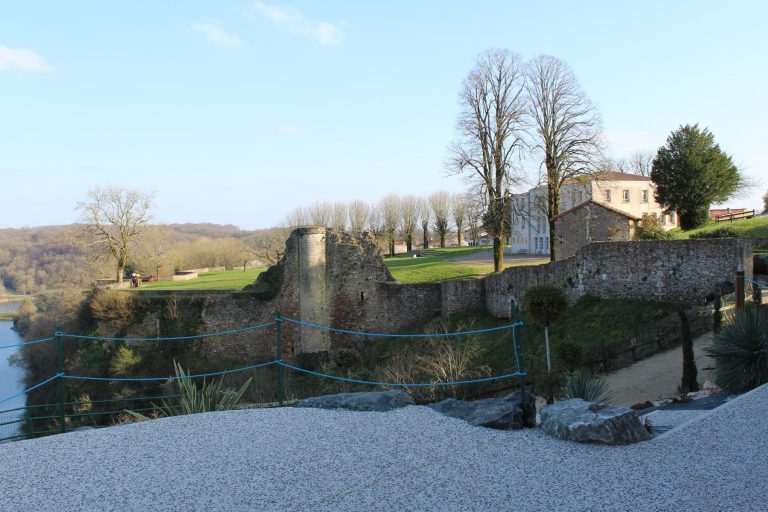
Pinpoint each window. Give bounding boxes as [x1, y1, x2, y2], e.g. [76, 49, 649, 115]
[669, 212, 676, 224]
[604, 190, 611, 202]
[622, 190, 630, 202]
[641, 190, 649, 203]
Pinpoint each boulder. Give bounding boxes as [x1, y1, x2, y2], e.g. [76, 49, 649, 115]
[540, 399, 651, 445]
[296, 390, 414, 412]
[427, 390, 536, 429]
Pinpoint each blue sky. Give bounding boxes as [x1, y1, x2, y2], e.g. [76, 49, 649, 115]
[1, 1, 765, 229]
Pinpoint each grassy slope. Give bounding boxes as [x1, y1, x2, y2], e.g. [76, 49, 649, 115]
[384, 247, 548, 283]
[135, 268, 266, 291]
[670, 216, 768, 239]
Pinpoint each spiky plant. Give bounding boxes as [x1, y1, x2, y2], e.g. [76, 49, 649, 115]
[561, 370, 613, 404]
[128, 361, 253, 420]
[708, 305, 768, 393]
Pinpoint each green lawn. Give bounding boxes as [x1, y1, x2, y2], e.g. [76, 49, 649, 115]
[670, 216, 768, 239]
[135, 268, 266, 291]
[384, 247, 548, 283]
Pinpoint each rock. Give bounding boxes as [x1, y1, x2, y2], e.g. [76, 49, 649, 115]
[427, 390, 536, 429]
[630, 400, 654, 411]
[540, 399, 651, 445]
[296, 390, 414, 412]
[73, 426, 96, 432]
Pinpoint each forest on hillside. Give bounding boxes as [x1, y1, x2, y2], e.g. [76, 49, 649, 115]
[0, 223, 271, 294]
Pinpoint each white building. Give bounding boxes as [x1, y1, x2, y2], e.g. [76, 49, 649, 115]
[509, 172, 678, 255]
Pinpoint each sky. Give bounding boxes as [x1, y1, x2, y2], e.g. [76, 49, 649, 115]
[1, 1, 766, 230]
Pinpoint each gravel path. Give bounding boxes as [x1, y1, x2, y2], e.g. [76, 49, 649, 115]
[602, 332, 716, 406]
[448, 250, 546, 265]
[1, 385, 766, 511]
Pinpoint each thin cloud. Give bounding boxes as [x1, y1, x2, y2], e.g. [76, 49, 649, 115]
[252, 1, 341, 45]
[0, 45, 51, 72]
[193, 21, 242, 49]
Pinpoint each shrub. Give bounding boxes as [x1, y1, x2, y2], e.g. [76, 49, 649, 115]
[635, 214, 672, 240]
[128, 361, 253, 419]
[523, 285, 567, 328]
[707, 305, 768, 393]
[561, 370, 613, 403]
[691, 226, 745, 239]
[89, 290, 134, 322]
[555, 339, 583, 372]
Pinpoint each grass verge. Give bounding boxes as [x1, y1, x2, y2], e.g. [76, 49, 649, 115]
[135, 268, 266, 291]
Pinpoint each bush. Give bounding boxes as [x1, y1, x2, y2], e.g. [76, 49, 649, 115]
[691, 226, 745, 239]
[707, 305, 768, 393]
[554, 339, 583, 372]
[523, 285, 567, 327]
[561, 370, 613, 403]
[89, 290, 134, 322]
[635, 214, 672, 240]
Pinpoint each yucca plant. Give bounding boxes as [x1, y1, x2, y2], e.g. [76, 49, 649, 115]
[708, 305, 768, 393]
[128, 361, 253, 420]
[561, 370, 613, 404]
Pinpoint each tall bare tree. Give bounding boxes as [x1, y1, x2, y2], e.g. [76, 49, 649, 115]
[628, 150, 654, 177]
[347, 200, 369, 234]
[398, 195, 419, 252]
[527, 55, 603, 261]
[76, 186, 154, 283]
[308, 201, 332, 227]
[466, 194, 484, 246]
[284, 207, 309, 228]
[379, 194, 400, 256]
[418, 197, 431, 249]
[429, 191, 451, 248]
[331, 202, 347, 232]
[451, 193, 469, 247]
[448, 49, 527, 270]
[245, 226, 291, 266]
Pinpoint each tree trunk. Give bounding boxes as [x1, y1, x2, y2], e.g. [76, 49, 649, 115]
[678, 309, 699, 392]
[440, 231, 446, 248]
[544, 325, 552, 371]
[389, 238, 395, 257]
[493, 236, 503, 272]
[422, 226, 429, 249]
[406, 235, 412, 253]
[547, 180, 559, 262]
[456, 223, 463, 246]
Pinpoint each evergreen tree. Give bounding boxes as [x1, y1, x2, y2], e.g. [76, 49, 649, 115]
[651, 124, 740, 230]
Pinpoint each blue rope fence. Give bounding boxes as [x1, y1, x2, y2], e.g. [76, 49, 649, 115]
[0, 316, 526, 414]
[740, 276, 768, 289]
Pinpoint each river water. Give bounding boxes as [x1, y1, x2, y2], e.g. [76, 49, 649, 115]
[0, 302, 25, 439]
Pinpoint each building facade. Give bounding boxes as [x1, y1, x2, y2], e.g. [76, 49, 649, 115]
[509, 172, 678, 255]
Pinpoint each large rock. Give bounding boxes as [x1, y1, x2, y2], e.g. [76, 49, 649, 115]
[427, 390, 536, 429]
[296, 390, 414, 412]
[540, 399, 651, 445]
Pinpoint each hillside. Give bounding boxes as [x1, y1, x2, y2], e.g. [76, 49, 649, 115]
[671, 216, 768, 239]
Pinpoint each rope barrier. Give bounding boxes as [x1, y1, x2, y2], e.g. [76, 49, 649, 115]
[738, 276, 768, 289]
[59, 321, 275, 342]
[0, 336, 57, 351]
[0, 374, 61, 406]
[277, 361, 525, 387]
[281, 317, 523, 338]
[61, 360, 278, 382]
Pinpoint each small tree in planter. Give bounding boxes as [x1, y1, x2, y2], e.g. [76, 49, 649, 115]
[523, 284, 568, 373]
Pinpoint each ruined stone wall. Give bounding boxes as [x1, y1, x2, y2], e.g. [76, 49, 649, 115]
[486, 238, 754, 317]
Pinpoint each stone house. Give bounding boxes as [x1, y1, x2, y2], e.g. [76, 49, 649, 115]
[509, 171, 678, 255]
[552, 200, 639, 261]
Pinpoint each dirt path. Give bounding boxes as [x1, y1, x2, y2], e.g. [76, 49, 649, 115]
[602, 332, 717, 407]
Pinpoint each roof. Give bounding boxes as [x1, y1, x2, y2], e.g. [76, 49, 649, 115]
[552, 199, 641, 222]
[593, 171, 652, 182]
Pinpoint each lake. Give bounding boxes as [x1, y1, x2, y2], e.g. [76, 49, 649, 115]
[0, 302, 25, 440]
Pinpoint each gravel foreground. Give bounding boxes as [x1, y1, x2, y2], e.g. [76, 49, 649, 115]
[1, 386, 766, 512]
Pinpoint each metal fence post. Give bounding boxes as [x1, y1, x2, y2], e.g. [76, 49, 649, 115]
[55, 330, 65, 434]
[735, 270, 745, 310]
[275, 311, 284, 407]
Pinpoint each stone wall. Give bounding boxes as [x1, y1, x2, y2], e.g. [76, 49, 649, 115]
[201, 229, 756, 360]
[486, 238, 755, 317]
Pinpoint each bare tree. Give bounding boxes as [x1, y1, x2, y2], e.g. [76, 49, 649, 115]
[76, 186, 154, 283]
[284, 207, 309, 228]
[245, 226, 291, 266]
[418, 197, 431, 249]
[398, 195, 419, 252]
[430, 191, 451, 248]
[379, 194, 400, 256]
[628, 150, 654, 177]
[451, 194, 469, 247]
[448, 49, 527, 270]
[331, 202, 347, 232]
[527, 55, 603, 261]
[308, 201, 332, 227]
[466, 194, 484, 246]
[347, 200, 369, 234]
